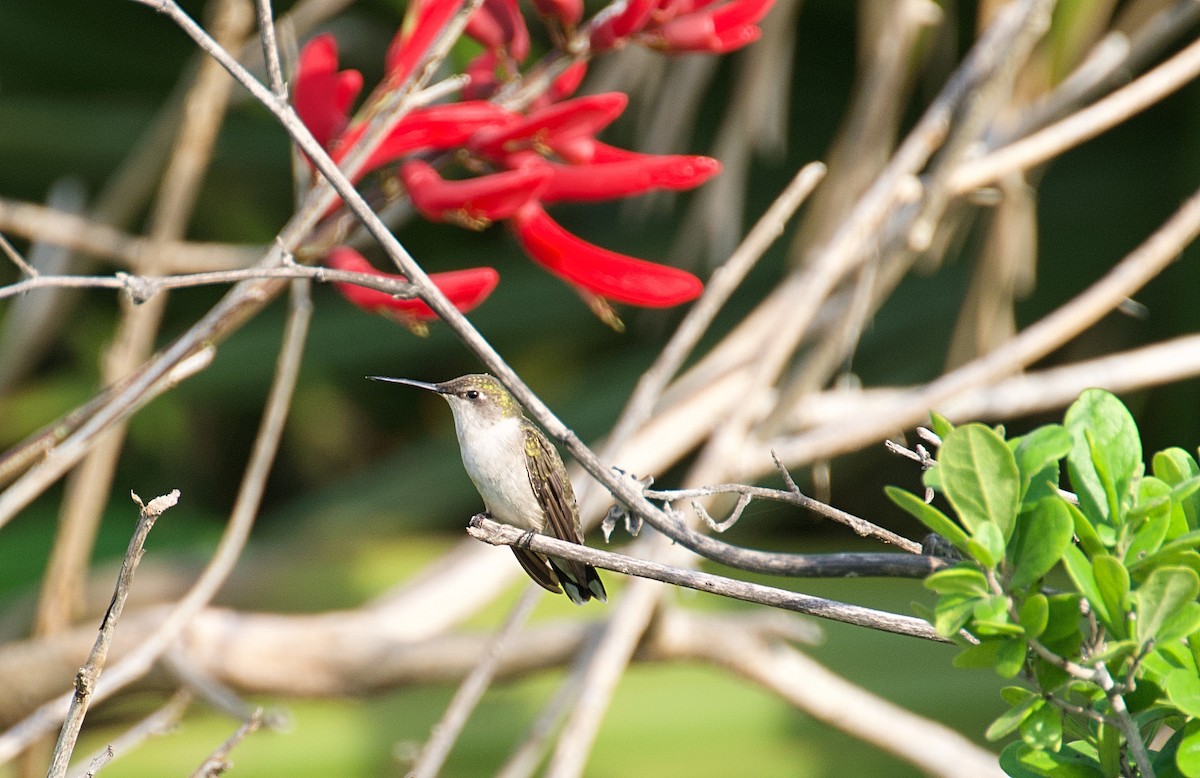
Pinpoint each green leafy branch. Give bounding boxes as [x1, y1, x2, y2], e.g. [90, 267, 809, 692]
[889, 389, 1200, 778]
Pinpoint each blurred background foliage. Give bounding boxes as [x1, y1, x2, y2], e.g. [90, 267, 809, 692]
[1, 0, 1199, 775]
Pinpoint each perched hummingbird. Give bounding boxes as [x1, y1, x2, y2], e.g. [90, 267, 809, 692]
[370, 373, 607, 605]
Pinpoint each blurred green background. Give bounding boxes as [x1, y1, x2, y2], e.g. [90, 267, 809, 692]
[1, 0, 1199, 775]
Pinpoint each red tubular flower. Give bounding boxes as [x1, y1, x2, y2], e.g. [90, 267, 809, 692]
[326, 247, 499, 324]
[529, 61, 589, 111]
[589, 0, 659, 50]
[539, 154, 721, 202]
[466, 0, 531, 62]
[386, 0, 467, 83]
[293, 35, 362, 150]
[469, 92, 628, 159]
[510, 203, 703, 307]
[643, 0, 774, 53]
[400, 160, 553, 228]
[333, 101, 519, 172]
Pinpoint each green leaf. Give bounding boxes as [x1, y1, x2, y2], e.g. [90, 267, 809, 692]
[1178, 720, 1200, 778]
[1135, 566, 1200, 645]
[1015, 424, 1071, 502]
[967, 521, 1005, 569]
[954, 637, 1025, 674]
[1001, 741, 1104, 778]
[1065, 389, 1141, 527]
[1160, 602, 1200, 645]
[1019, 594, 1050, 639]
[885, 486, 970, 553]
[1011, 498, 1075, 589]
[1127, 477, 1173, 562]
[987, 693, 1042, 740]
[1042, 593, 1084, 643]
[1092, 555, 1130, 640]
[925, 565, 990, 595]
[934, 593, 980, 638]
[940, 424, 1021, 541]
[1062, 545, 1115, 634]
[1127, 530, 1200, 575]
[995, 637, 1029, 677]
[1154, 447, 1200, 532]
[929, 410, 955, 440]
[1167, 668, 1200, 717]
[1065, 500, 1107, 558]
[1021, 702, 1063, 752]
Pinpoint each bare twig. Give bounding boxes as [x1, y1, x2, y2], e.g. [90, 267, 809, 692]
[189, 708, 264, 778]
[768, 181, 1200, 469]
[0, 197, 259, 271]
[46, 490, 180, 778]
[0, 281, 310, 763]
[467, 516, 944, 641]
[545, 567, 663, 778]
[952, 34, 1200, 194]
[408, 587, 541, 778]
[0, 231, 37, 277]
[68, 689, 193, 778]
[642, 476, 921, 553]
[597, 162, 827, 461]
[0, 263, 417, 303]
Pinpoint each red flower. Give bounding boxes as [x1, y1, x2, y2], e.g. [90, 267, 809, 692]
[326, 247, 499, 326]
[539, 153, 721, 202]
[469, 92, 628, 159]
[589, 0, 775, 53]
[386, 0, 467, 83]
[589, 0, 658, 50]
[466, 0, 531, 62]
[399, 159, 552, 228]
[334, 101, 519, 173]
[293, 34, 362, 150]
[511, 203, 702, 307]
[643, 0, 774, 53]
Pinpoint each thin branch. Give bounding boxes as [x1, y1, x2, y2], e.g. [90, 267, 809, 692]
[189, 708, 264, 778]
[545, 567, 662, 778]
[409, 587, 541, 778]
[466, 516, 945, 642]
[0, 196, 260, 271]
[0, 281, 311, 763]
[253, 0, 287, 99]
[0, 263, 417, 304]
[607, 475, 945, 579]
[1094, 661, 1154, 778]
[46, 490, 180, 778]
[0, 231, 37, 277]
[769, 182, 1200, 469]
[68, 689, 193, 778]
[642, 474, 921, 553]
[597, 161, 827, 460]
[494, 629, 604, 778]
[952, 34, 1200, 194]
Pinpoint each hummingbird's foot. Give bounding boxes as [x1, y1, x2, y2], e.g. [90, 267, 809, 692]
[517, 529, 537, 549]
[469, 512, 492, 529]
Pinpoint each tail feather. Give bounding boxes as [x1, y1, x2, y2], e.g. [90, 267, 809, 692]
[548, 558, 607, 605]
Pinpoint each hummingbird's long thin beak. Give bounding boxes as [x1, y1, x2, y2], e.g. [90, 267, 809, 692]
[367, 376, 445, 393]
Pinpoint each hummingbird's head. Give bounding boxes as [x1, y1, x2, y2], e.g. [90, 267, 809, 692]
[368, 373, 521, 425]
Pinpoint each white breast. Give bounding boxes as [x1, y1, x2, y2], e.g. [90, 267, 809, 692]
[454, 414, 544, 531]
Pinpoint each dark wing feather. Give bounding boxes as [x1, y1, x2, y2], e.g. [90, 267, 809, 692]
[510, 547, 562, 594]
[522, 420, 607, 605]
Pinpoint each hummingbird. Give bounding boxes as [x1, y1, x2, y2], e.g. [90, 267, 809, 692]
[370, 373, 607, 605]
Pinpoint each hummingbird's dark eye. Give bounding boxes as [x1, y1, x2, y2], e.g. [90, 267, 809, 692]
[465, 390, 480, 400]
